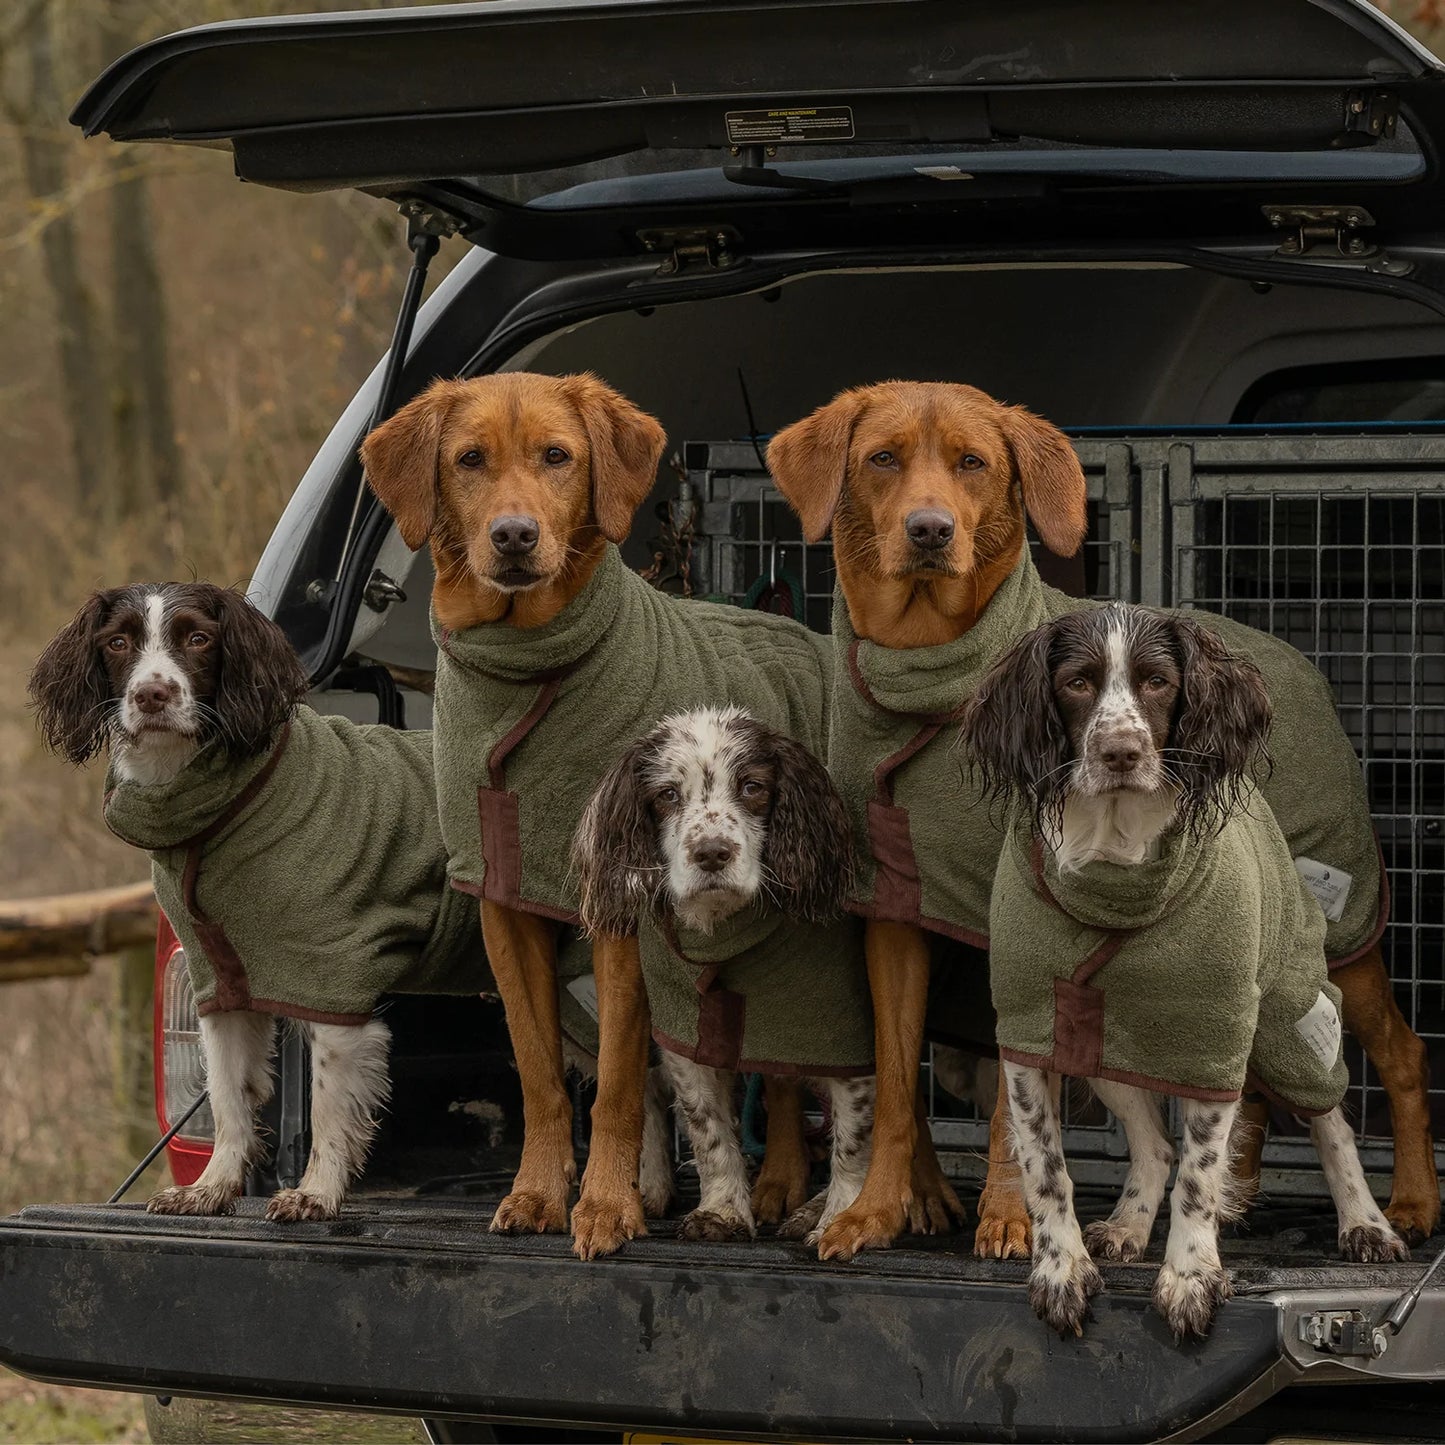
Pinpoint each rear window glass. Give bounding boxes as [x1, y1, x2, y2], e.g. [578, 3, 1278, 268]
[1237, 361, 1445, 425]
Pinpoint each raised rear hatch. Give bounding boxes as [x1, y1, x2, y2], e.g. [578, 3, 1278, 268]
[70, 0, 1445, 258]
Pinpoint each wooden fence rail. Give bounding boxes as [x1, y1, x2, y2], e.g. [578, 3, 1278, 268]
[0, 880, 156, 983]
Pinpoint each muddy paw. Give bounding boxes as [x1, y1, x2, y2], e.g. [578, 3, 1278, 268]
[678, 1208, 754, 1243]
[265, 1189, 339, 1223]
[1340, 1222, 1411, 1263]
[571, 1191, 646, 1260]
[777, 1196, 827, 1242]
[1083, 1219, 1146, 1263]
[1153, 1263, 1232, 1341]
[1384, 1198, 1438, 1249]
[146, 1183, 237, 1217]
[1028, 1251, 1103, 1339]
[491, 1189, 569, 1236]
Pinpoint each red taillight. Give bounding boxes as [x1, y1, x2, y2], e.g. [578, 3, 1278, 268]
[153, 914, 214, 1185]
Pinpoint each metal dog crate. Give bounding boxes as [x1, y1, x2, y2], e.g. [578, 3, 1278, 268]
[675, 431, 1445, 1193]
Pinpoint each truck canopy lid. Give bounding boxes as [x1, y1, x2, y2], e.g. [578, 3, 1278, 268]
[71, 0, 1445, 257]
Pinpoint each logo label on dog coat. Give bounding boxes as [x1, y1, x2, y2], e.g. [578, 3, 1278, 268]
[1295, 990, 1343, 1068]
[1294, 856, 1353, 922]
[567, 974, 600, 1023]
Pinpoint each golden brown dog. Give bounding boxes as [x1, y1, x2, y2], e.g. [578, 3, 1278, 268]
[362, 372, 665, 1258]
[768, 379, 1438, 1259]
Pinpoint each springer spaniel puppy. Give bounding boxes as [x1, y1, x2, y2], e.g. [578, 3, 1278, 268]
[961, 606, 1406, 1340]
[572, 706, 875, 1245]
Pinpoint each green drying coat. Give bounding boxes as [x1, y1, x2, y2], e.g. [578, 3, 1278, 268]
[431, 543, 834, 921]
[103, 707, 484, 1024]
[640, 905, 872, 1076]
[829, 548, 1383, 966]
[990, 798, 1349, 1113]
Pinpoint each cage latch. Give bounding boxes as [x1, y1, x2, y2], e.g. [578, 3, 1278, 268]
[1262, 205, 1411, 276]
[1298, 1309, 1389, 1359]
[638, 226, 743, 276]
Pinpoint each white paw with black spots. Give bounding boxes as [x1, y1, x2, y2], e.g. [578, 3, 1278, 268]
[1339, 1223, 1410, 1264]
[1028, 1248, 1103, 1338]
[678, 1208, 755, 1243]
[1152, 1262, 1232, 1341]
[266, 1188, 340, 1223]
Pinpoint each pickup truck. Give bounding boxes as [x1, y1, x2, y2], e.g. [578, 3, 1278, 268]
[2, 3, 1443, 1440]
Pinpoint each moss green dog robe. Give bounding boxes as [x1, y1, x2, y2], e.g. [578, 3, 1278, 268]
[990, 800, 1349, 1113]
[830, 548, 1383, 967]
[103, 707, 484, 1024]
[641, 905, 872, 1076]
[431, 543, 834, 921]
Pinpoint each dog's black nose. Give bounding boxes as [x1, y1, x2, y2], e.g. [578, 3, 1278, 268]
[1101, 741, 1141, 773]
[691, 838, 734, 874]
[490, 515, 540, 556]
[133, 681, 174, 715]
[905, 509, 955, 550]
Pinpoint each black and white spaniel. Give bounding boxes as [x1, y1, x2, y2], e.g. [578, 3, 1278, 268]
[572, 705, 874, 1244]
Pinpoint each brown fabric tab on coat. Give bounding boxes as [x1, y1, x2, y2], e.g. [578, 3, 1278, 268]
[694, 984, 747, 1071]
[182, 846, 252, 1012]
[868, 799, 924, 921]
[478, 786, 523, 906]
[1052, 976, 1105, 1077]
[485, 676, 567, 789]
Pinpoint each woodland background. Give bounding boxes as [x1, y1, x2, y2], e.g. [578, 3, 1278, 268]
[0, 2, 1441, 1439]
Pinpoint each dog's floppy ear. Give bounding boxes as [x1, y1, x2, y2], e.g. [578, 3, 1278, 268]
[961, 618, 1072, 829]
[1000, 404, 1087, 558]
[572, 733, 662, 936]
[1169, 614, 1273, 830]
[763, 734, 856, 920]
[29, 591, 117, 765]
[360, 379, 468, 550]
[209, 587, 311, 757]
[563, 373, 666, 544]
[767, 388, 870, 543]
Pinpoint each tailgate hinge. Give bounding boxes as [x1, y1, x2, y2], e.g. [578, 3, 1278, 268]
[1263, 205, 1411, 276]
[1343, 89, 1399, 141]
[1297, 1309, 1389, 1359]
[637, 225, 743, 277]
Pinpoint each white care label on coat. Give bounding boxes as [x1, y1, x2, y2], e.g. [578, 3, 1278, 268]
[1296, 990, 1343, 1068]
[567, 974, 600, 1023]
[1294, 856, 1353, 922]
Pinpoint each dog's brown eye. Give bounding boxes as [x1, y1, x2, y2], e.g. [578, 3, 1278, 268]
[457, 449, 483, 469]
[741, 780, 766, 798]
[188, 632, 210, 648]
[656, 786, 679, 806]
[960, 454, 984, 471]
[1143, 674, 1169, 689]
[868, 450, 897, 469]
[105, 636, 128, 652]
[1065, 676, 1092, 693]
[543, 446, 570, 466]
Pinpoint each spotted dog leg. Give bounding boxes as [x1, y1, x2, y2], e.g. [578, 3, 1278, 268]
[269, 1019, 391, 1222]
[148, 1010, 276, 1217]
[661, 1052, 755, 1242]
[782, 1076, 876, 1245]
[1153, 1098, 1240, 1341]
[1310, 1107, 1410, 1263]
[1083, 1081, 1174, 1263]
[1003, 1062, 1102, 1338]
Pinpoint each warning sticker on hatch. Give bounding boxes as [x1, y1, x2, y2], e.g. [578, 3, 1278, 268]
[725, 106, 855, 145]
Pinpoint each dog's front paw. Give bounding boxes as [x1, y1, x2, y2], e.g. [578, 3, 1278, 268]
[571, 1190, 646, 1260]
[1028, 1250, 1103, 1339]
[491, 1189, 569, 1236]
[778, 1194, 827, 1242]
[907, 1169, 965, 1236]
[1384, 1197, 1438, 1249]
[266, 1188, 339, 1223]
[146, 1183, 237, 1217]
[974, 1192, 1033, 1260]
[1083, 1218, 1147, 1263]
[678, 1208, 754, 1243]
[1340, 1222, 1411, 1264]
[815, 1198, 906, 1261]
[751, 1167, 810, 1225]
[1153, 1262, 1232, 1341]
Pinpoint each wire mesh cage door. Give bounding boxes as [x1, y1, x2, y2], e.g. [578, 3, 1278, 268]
[1160, 434, 1445, 1184]
[680, 438, 1142, 1170]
